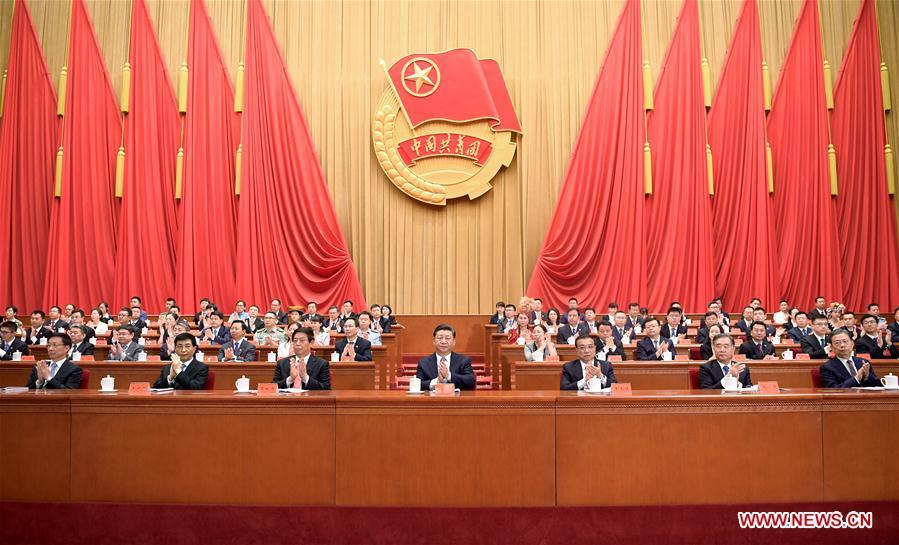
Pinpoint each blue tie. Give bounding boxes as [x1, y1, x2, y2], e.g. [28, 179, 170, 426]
[723, 365, 730, 375]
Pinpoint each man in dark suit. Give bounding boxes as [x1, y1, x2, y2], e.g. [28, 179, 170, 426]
[496, 304, 517, 333]
[0, 321, 29, 360]
[635, 317, 676, 360]
[46, 306, 69, 332]
[626, 303, 644, 330]
[334, 318, 373, 361]
[595, 322, 626, 360]
[128, 306, 148, 333]
[152, 333, 209, 390]
[557, 308, 589, 345]
[751, 308, 777, 337]
[245, 305, 265, 334]
[659, 307, 687, 343]
[529, 298, 546, 325]
[787, 312, 813, 343]
[695, 311, 723, 345]
[323, 306, 342, 333]
[26, 333, 83, 389]
[301, 301, 323, 323]
[272, 327, 331, 390]
[854, 314, 897, 359]
[738, 321, 777, 360]
[218, 321, 257, 362]
[66, 325, 95, 357]
[561, 335, 617, 390]
[270, 299, 289, 325]
[611, 311, 633, 342]
[415, 324, 476, 390]
[698, 334, 752, 389]
[800, 316, 831, 359]
[24, 311, 52, 345]
[819, 328, 880, 388]
[200, 311, 231, 345]
[338, 300, 359, 328]
[808, 296, 828, 320]
[733, 306, 755, 335]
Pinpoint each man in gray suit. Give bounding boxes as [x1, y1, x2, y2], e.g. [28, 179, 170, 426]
[219, 320, 257, 362]
[109, 325, 145, 361]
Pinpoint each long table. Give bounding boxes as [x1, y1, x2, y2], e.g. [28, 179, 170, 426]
[1, 389, 896, 507]
[0, 361, 376, 391]
[512, 359, 899, 390]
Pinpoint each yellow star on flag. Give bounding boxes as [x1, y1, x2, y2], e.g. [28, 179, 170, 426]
[404, 62, 435, 93]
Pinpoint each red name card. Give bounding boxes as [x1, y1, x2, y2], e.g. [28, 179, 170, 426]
[545, 355, 560, 362]
[128, 382, 150, 396]
[608, 355, 622, 362]
[21, 355, 35, 361]
[435, 383, 456, 396]
[758, 381, 780, 394]
[257, 383, 278, 396]
[796, 353, 811, 360]
[611, 383, 632, 396]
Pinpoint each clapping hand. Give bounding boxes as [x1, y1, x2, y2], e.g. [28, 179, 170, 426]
[438, 359, 450, 381]
[36, 360, 51, 380]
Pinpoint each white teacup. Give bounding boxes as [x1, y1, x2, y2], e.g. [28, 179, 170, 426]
[195, 352, 204, 362]
[781, 349, 794, 360]
[137, 351, 147, 362]
[567, 336, 576, 345]
[531, 350, 544, 362]
[622, 336, 631, 345]
[267, 351, 277, 362]
[661, 351, 673, 361]
[235, 375, 250, 392]
[772, 336, 782, 344]
[586, 377, 603, 391]
[39, 337, 47, 345]
[670, 336, 679, 346]
[330, 352, 340, 362]
[596, 350, 606, 361]
[516, 336, 526, 346]
[72, 351, 81, 361]
[721, 376, 742, 390]
[881, 373, 898, 389]
[634, 326, 642, 335]
[137, 337, 146, 346]
[409, 376, 422, 393]
[100, 375, 115, 391]
[11, 351, 22, 361]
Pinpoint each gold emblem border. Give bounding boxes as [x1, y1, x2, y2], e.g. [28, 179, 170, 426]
[372, 87, 517, 206]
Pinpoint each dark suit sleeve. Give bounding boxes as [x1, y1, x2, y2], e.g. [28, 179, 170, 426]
[355, 340, 373, 362]
[45, 365, 83, 389]
[740, 368, 753, 388]
[801, 338, 827, 359]
[415, 358, 432, 384]
[273, 360, 290, 388]
[451, 356, 476, 390]
[698, 364, 720, 389]
[153, 366, 171, 389]
[173, 363, 208, 390]
[604, 362, 617, 385]
[738, 343, 756, 359]
[334, 339, 346, 356]
[244, 344, 257, 362]
[303, 359, 331, 390]
[819, 362, 857, 388]
[560, 362, 579, 390]
[25, 367, 38, 389]
[81, 344, 95, 356]
[635, 341, 654, 361]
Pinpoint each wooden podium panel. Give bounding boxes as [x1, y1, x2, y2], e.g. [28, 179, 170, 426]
[333, 391, 557, 507]
[68, 392, 336, 505]
[821, 394, 899, 501]
[555, 391, 825, 506]
[0, 394, 71, 501]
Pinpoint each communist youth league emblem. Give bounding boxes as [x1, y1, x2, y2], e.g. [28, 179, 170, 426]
[373, 49, 522, 206]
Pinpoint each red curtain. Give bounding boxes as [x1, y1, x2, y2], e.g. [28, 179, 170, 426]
[234, 0, 365, 309]
[0, 0, 58, 312]
[645, 0, 714, 313]
[173, 0, 240, 314]
[707, 0, 778, 311]
[112, 0, 180, 313]
[831, 0, 899, 309]
[767, 0, 843, 310]
[42, 0, 121, 310]
[527, 0, 646, 311]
